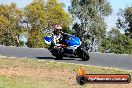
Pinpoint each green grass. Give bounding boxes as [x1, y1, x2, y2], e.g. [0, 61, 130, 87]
[0, 57, 131, 88]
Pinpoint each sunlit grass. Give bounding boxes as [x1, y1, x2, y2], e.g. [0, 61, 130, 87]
[0, 56, 131, 88]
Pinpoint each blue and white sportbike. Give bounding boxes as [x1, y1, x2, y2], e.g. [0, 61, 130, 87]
[44, 34, 90, 61]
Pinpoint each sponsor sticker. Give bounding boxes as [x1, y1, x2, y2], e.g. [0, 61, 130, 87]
[76, 68, 131, 85]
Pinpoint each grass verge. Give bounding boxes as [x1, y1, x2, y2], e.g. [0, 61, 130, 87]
[0, 56, 131, 88]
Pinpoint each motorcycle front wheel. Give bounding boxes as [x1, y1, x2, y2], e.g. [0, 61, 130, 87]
[76, 47, 90, 61]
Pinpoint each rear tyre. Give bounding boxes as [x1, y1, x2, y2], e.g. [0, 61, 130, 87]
[54, 55, 63, 60]
[51, 49, 63, 60]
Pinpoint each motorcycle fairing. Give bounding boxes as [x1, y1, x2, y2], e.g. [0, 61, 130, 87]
[44, 36, 51, 45]
[64, 35, 81, 46]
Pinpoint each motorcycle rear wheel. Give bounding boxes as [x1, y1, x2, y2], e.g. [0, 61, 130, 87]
[51, 48, 63, 60]
[54, 54, 63, 60]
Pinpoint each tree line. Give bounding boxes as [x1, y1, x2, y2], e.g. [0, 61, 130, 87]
[0, 0, 72, 48]
[0, 0, 132, 54]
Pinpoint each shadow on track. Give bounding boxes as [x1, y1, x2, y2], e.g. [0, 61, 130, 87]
[36, 56, 76, 60]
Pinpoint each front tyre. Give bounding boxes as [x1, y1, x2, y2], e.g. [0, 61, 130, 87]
[76, 47, 90, 61]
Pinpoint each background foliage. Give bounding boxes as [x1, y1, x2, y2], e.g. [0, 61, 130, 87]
[0, 0, 132, 54]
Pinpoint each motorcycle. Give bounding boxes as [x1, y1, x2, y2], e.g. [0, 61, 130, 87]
[44, 34, 90, 61]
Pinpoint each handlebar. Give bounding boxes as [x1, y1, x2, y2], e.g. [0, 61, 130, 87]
[54, 44, 66, 48]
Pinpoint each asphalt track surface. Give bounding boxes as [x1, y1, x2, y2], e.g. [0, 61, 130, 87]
[0, 46, 132, 70]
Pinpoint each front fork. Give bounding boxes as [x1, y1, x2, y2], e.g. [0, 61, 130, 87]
[74, 46, 82, 56]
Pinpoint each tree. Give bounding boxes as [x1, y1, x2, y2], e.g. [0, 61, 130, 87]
[46, 0, 73, 28]
[62, 26, 73, 34]
[0, 3, 23, 46]
[69, 0, 112, 48]
[25, 0, 47, 30]
[26, 30, 45, 48]
[116, 6, 132, 38]
[101, 28, 132, 54]
[72, 23, 85, 39]
[25, 0, 47, 48]
[25, 0, 73, 48]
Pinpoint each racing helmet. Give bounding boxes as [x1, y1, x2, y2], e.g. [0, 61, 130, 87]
[54, 25, 62, 30]
[53, 25, 62, 34]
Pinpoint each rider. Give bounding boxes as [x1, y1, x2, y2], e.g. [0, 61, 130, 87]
[50, 24, 63, 48]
